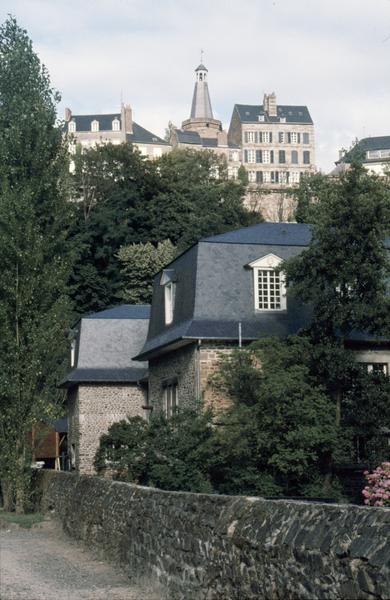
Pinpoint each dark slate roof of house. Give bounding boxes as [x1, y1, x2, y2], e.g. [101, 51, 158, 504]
[338, 136, 390, 163]
[201, 138, 219, 147]
[67, 114, 168, 145]
[201, 222, 312, 245]
[176, 129, 202, 144]
[85, 304, 150, 320]
[61, 304, 150, 388]
[195, 63, 208, 71]
[135, 222, 390, 361]
[234, 104, 313, 124]
[61, 367, 148, 388]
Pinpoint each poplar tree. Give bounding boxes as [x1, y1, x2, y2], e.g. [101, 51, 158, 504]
[0, 17, 73, 511]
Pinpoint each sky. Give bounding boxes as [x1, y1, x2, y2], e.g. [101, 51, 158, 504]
[1, 0, 390, 171]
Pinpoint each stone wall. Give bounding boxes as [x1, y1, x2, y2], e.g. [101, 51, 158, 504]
[36, 471, 390, 600]
[68, 383, 146, 474]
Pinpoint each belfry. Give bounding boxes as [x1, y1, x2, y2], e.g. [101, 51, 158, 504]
[181, 60, 223, 138]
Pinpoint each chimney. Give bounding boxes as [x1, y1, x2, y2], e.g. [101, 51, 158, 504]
[121, 103, 133, 135]
[64, 107, 72, 122]
[263, 92, 277, 117]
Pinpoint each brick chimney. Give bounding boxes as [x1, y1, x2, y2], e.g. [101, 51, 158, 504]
[263, 92, 277, 117]
[121, 103, 133, 135]
[64, 107, 72, 122]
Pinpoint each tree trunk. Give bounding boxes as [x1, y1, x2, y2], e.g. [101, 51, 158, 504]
[1, 479, 14, 512]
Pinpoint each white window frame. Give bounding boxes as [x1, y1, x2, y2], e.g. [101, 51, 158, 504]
[164, 282, 175, 325]
[290, 132, 298, 144]
[68, 120, 76, 133]
[70, 339, 76, 367]
[364, 363, 388, 376]
[261, 132, 270, 143]
[91, 120, 99, 132]
[263, 171, 271, 183]
[248, 254, 287, 311]
[262, 150, 271, 164]
[290, 171, 300, 183]
[247, 149, 256, 163]
[112, 118, 120, 131]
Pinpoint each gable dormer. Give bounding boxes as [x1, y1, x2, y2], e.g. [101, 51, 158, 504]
[247, 253, 287, 311]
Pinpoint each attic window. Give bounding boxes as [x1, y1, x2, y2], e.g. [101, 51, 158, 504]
[68, 120, 76, 133]
[258, 115, 265, 122]
[245, 111, 250, 116]
[280, 117, 286, 123]
[112, 118, 120, 131]
[160, 269, 177, 325]
[247, 254, 287, 311]
[91, 120, 99, 132]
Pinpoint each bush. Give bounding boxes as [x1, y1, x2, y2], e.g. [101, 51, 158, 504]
[362, 462, 390, 507]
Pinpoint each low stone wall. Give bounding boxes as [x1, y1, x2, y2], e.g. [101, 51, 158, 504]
[36, 471, 390, 600]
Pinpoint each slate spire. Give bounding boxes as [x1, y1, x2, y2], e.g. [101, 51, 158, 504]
[190, 61, 214, 120]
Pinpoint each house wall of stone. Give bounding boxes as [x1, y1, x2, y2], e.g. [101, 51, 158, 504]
[148, 341, 238, 414]
[67, 383, 146, 474]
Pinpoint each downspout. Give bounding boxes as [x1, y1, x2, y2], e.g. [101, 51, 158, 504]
[196, 339, 202, 405]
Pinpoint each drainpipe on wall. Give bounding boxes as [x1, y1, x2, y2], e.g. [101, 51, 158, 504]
[238, 322, 242, 348]
[196, 339, 202, 404]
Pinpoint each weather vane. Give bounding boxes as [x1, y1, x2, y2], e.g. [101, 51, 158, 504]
[200, 49, 204, 63]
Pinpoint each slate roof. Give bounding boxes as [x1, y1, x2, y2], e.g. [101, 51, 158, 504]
[338, 136, 390, 164]
[135, 222, 390, 361]
[234, 104, 313, 124]
[67, 114, 168, 145]
[61, 304, 150, 387]
[195, 63, 208, 71]
[175, 129, 238, 149]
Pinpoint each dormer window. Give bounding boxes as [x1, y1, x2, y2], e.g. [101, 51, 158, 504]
[68, 120, 76, 133]
[112, 118, 120, 131]
[91, 120, 99, 132]
[248, 254, 287, 311]
[70, 339, 76, 367]
[160, 269, 177, 325]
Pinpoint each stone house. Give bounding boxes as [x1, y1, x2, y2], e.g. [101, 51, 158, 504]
[134, 222, 390, 416]
[331, 135, 390, 177]
[64, 103, 170, 161]
[61, 305, 150, 474]
[228, 94, 316, 220]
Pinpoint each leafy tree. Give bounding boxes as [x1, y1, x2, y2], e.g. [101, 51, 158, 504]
[70, 146, 259, 314]
[0, 17, 73, 511]
[285, 163, 390, 489]
[118, 239, 176, 304]
[212, 337, 340, 497]
[95, 409, 216, 493]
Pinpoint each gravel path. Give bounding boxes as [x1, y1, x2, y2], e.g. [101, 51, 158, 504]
[0, 521, 162, 600]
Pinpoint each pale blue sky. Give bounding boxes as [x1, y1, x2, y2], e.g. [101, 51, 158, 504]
[1, 0, 390, 170]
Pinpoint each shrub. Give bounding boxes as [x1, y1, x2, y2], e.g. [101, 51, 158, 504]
[362, 462, 390, 507]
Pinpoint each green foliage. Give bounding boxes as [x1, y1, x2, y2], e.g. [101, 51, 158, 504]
[287, 163, 390, 339]
[0, 17, 73, 511]
[118, 239, 176, 304]
[70, 146, 259, 314]
[213, 337, 340, 497]
[95, 409, 216, 493]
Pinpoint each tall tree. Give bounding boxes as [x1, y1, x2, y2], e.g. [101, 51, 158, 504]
[0, 17, 73, 511]
[70, 146, 258, 314]
[118, 239, 176, 304]
[285, 163, 390, 489]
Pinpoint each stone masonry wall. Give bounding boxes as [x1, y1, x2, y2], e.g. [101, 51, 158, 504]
[148, 344, 198, 412]
[68, 383, 146, 474]
[199, 342, 235, 413]
[36, 471, 390, 600]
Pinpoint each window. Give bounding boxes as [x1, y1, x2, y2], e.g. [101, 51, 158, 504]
[248, 170, 256, 183]
[91, 120, 99, 132]
[246, 149, 256, 163]
[70, 339, 76, 367]
[138, 146, 148, 156]
[263, 171, 271, 183]
[271, 171, 279, 184]
[303, 132, 310, 144]
[228, 166, 238, 179]
[68, 120, 76, 133]
[244, 131, 256, 143]
[256, 171, 263, 184]
[290, 171, 300, 183]
[279, 171, 289, 184]
[303, 151, 311, 164]
[279, 150, 286, 163]
[112, 118, 120, 131]
[262, 150, 271, 164]
[248, 254, 287, 311]
[291, 150, 298, 164]
[261, 131, 271, 143]
[363, 363, 388, 376]
[163, 380, 178, 417]
[290, 132, 298, 144]
[164, 281, 175, 324]
[278, 132, 285, 143]
[153, 147, 162, 158]
[256, 150, 262, 163]
[230, 151, 240, 162]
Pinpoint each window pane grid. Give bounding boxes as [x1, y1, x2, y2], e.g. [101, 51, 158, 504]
[257, 270, 281, 309]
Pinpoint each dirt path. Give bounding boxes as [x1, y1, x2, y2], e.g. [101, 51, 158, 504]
[0, 521, 162, 600]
